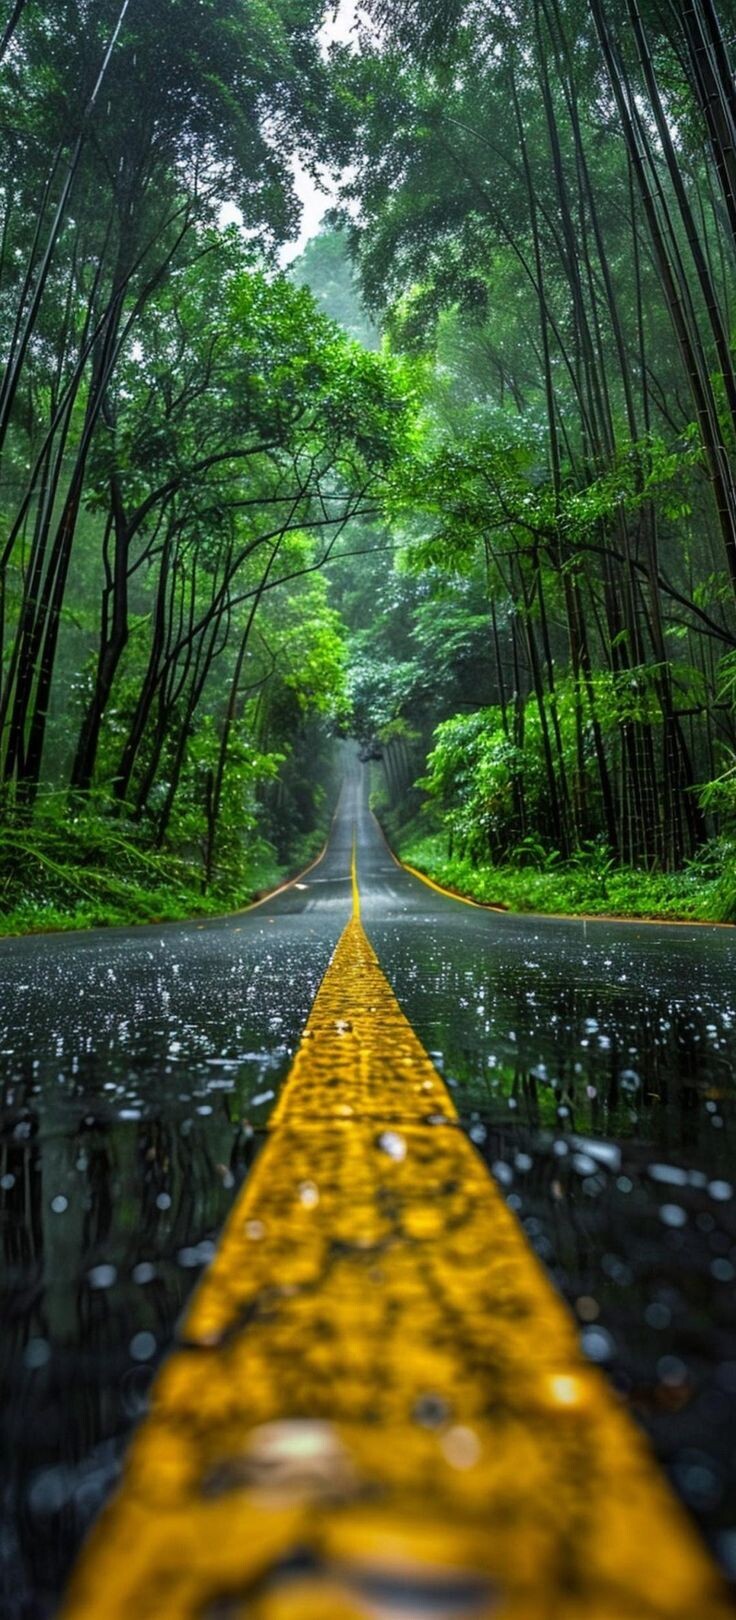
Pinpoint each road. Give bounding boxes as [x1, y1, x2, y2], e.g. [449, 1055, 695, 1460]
[1, 764, 736, 1615]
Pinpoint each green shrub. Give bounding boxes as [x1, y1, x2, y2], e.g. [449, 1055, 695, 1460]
[394, 830, 736, 923]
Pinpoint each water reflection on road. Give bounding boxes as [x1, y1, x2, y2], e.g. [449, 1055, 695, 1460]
[2, 775, 736, 1615]
[0, 919, 339, 1618]
[365, 908, 736, 1574]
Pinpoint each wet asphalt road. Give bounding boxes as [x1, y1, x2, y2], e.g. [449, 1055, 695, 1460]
[2, 766, 736, 1615]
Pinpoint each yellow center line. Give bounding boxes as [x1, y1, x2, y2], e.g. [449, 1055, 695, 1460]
[62, 846, 729, 1620]
[351, 829, 361, 922]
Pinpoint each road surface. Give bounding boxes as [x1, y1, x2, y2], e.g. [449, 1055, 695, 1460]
[1, 764, 735, 1615]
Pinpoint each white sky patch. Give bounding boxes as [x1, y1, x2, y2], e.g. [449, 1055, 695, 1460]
[218, 4, 363, 266]
[320, 0, 360, 48]
[280, 157, 333, 264]
[280, 0, 363, 263]
[219, 201, 243, 231]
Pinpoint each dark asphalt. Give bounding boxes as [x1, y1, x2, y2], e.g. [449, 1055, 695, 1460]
[2, 763, 736, 1614]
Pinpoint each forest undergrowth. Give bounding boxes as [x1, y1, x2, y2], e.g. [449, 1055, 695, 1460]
[375, 792, 736, 924]
[0, 797, 329, 937]
[397, 828, 736, 923]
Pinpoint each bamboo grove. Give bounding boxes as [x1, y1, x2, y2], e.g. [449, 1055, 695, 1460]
[0, 2, 409, 920]
[332, 0, 736, 888]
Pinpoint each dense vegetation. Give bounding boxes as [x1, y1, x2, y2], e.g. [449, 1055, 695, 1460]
[330, 0, 736, 920]
[2, 0, 736, 929]
[0, 2, 408, 928]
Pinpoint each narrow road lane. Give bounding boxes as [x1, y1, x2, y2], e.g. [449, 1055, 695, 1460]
[2, 763, 736, 1615]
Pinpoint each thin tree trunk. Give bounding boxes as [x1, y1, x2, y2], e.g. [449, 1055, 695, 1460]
[0, 0, 29, 60]
[590, 0, 736, 600]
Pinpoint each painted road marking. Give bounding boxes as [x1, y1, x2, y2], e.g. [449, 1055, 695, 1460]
[351, 834, 361, 922]
[62, 835, 729, 1619]
[369, 808, 505, 911]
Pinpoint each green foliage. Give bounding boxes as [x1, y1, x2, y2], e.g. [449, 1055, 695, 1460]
[0, 793, 274, 934]
[0, 0, 418, 930]
[396, 830, 736, 924]
[419, 708, 530, 861]
[163, 717, 281, 875]
[321, 0, 736, 881]
[385, 410, 701, 582]
[698, 755, 736, 823]
[0, 173, 412, 919]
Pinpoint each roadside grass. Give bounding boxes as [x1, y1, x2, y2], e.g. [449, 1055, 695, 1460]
[0, 813, 326, 937]
[388, 826, 736, 924]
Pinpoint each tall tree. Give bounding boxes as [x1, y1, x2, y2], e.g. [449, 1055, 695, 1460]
[322, 0, 736, 867]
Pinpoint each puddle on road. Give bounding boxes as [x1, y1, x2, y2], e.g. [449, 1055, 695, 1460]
[0, 927, 333, 1619]
[3, 912, 736, 1612]
[365, 916, 736, 1581]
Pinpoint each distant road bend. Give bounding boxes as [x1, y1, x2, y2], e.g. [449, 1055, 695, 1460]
[2, 765, 736, 1618]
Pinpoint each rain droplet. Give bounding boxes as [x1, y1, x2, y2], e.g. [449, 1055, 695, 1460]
[547, 1373, 584, 1407]
[572, 1154, 597, 1177]
[50, 1195, 68, 1214]
[572, 1137, 620, 1172]
[87, 1264, 117, 1290]
[129, 1331, 156, 1362]
[441, 1426, 481, 1469]
[658, 1355, 687, 1387]
[581, 1325, 614, 1362]
[645, 1302, 671, 1330]
[23, 1338, 51, 1371]
[649, 1163, 688, 1187]
[413, 1394, 450, 1429]
[132, 1262, 155, 1284]
[377, 1131, 406, 1161]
